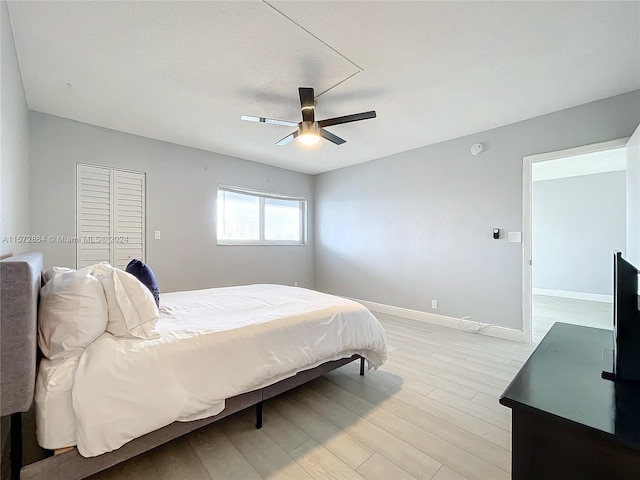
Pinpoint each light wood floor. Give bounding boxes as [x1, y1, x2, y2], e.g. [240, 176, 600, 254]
[88, 314, 535, 480]
[532, 294, 612, 343]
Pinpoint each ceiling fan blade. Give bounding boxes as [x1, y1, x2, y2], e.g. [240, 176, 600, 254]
[275, 130, 298, 146]
[241, 115, 298, 127]
[319, 128, 346, 145]
[299, 87, 315, 122]
[317, 111, 377, 128]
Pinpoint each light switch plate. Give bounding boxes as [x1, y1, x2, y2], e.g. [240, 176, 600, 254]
[154, 230, 161, 240]
[508, 231, 522, 243]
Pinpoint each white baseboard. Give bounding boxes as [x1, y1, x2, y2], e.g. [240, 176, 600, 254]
[532, 288, 612, 303]
[352, 298, 525, 343]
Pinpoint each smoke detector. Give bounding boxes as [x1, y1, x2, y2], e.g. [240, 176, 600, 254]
[471, 143, 484, 156]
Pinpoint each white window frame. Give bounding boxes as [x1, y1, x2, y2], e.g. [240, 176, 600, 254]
[217, 185, 307, 246]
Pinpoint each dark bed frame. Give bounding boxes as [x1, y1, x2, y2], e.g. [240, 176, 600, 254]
[0, 253, 365, 480]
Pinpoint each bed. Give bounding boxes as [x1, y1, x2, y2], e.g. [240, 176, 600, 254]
[0, 252, 387, 480]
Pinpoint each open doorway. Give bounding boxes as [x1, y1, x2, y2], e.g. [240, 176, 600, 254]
[522, 138, 629, 343]
[530, 148, 626, 342]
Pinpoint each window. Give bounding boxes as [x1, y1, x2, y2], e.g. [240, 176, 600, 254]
[76, 164, 146, 269]
[217, 185, 306, 245]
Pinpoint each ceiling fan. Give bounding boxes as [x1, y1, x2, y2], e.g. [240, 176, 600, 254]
[241, 87, 376, 146]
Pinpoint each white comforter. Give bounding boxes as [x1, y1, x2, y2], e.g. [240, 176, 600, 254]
[66, 285, 386, 457]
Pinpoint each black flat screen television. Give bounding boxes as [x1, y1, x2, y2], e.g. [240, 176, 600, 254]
[610, 252, 640, 382]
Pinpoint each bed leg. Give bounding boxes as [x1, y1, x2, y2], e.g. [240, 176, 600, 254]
[11, 412, 22, 480]
[360, 357, 365, 376]
[255, 401, 263, 429]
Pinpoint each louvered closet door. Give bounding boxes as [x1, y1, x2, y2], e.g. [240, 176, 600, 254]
[113, 170, 145, 269]
[76, 165, 112, 268]
[76, 165, 145, 269]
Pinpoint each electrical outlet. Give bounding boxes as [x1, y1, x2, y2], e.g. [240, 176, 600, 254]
[154, 230, 161, 240]
[431, 300, 438, 309]
[293, 281, 299, 287]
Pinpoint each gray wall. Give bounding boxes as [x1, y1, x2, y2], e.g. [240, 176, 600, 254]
[532, 171, 626, 295]
[314, 90, 640, 330]
[626, 125, 640, 267]
[1, 0, 30, 256]
[29, 112, 314, 293]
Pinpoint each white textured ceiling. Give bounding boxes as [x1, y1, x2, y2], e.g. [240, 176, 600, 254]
[8, 1, 640, 175]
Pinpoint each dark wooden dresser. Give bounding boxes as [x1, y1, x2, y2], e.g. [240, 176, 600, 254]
[500, 322, 640, 480]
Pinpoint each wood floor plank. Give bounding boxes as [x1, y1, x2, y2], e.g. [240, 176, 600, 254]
[391, 352, 510, 391]
[289, 438, 366, 480]
[222, 416, 314, 480]
[259, 404, 312, 453]
[388, 338, 521, 372]
[427, 388, 512, 432]
[532, 295, 611, 342]
[188, 423, 262, 480]
[327, 372, 511, 471]
[151, 436, 212, 480]
[307, 379, 510, 480]
[379, 359, 477, 399]
[339, 361, 402, 394]
[403, 325, 533, 361]
[355, 452, 417, 480]
[432, 465, 470, 480]
[381, 327, 455, 355]
[271, 395, 375, 470]
[381, 319, 532, 363]
[385, 357, 504, 398]
[443, 339, 532, 363]
[286, 388, 442, 480]
[429, 352, 517, 381]
[471, 392, 511, 414]
[464, 354, 521, 373]
[383, 386, 512, 450]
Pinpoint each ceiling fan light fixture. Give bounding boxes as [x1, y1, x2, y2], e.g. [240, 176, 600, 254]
[298, 132, 320, 146]
[241, 87, 375, 146]
[297, 121, 320, 146]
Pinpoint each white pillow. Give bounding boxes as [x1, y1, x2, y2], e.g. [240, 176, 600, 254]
[93, 263, 159, 339]
[38, 266, 108, 360]
[42, 266, 74, 284]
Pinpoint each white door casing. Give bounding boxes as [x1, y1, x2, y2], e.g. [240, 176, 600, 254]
[625, 124, 640, 266]
[522, 138, 629, 343]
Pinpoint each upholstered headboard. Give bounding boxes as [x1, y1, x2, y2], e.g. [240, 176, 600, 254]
[0, 252, 43, 416]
